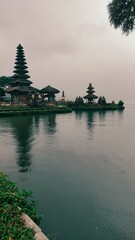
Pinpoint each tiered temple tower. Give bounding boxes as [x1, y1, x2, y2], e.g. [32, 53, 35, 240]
[13, 44, 31, 81]
[6, 44, 34, 105]
[83, 83, 98, 104]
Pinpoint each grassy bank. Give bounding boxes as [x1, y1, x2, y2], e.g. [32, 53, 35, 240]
[72, 104, 125, 111]
[0, 106, 72, 117]
[0, 173, 41, 240]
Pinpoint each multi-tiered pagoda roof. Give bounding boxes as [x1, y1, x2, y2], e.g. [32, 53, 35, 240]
[83, 83, 98, 103]
[6, 44, 36, 105]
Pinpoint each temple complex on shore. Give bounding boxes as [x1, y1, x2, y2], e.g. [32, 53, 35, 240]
[0, 44, 60, 106]
[0, 44, 124, 111]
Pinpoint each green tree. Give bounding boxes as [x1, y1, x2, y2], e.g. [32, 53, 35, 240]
[108, 0, 135, 35]
[98, 96, 106, 106]
[75, 96, 84, 106]
[0, 87, 5, 100]
[0, 173, 41, 240]
[0, 76, 13, 88]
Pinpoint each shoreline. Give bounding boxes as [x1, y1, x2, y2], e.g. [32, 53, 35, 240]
[0, 107, 72, 117]
[0, 104, 125, 117]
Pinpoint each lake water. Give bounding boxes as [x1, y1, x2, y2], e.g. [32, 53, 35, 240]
[1, 103, 135, 240]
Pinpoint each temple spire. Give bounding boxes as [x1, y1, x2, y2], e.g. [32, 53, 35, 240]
[13, 44, 30, 81]
[62, 91, 65, 101]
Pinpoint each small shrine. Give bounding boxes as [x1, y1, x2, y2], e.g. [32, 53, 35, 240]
[83, 83, 98, 104]
[40, 85, 60, 102]
[59, 91, 66, 102]
[61, 91, 65, 101]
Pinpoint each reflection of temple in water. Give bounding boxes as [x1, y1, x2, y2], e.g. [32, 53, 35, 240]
[86, 111, 107, 136]
[74, 111, 83, 121]
[75, 111, 107, 139]
[43, 114, 57, 135]
[9, 114, 56, 172]
[10, 116, 34, 172]
[86, 112, 96, 139]
[87, 112, 94, 126]
[85, 110, 124, 138]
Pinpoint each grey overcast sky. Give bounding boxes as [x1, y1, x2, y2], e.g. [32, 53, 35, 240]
[0, 0, 135, 102]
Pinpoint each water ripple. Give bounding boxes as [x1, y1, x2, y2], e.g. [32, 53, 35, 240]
[89, 200, 135, 238]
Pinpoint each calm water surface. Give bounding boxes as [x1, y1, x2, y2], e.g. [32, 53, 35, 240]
[1, 103, 135, 240]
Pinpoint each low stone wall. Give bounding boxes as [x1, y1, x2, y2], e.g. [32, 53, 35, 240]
[21, 213, 49, 240]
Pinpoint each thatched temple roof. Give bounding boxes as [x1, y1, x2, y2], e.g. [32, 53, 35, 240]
[83, 94, 98, 100]
[40, 85, 60, 94]
[6, 86, 31, 93]
[29, 86, 40, 93]
[10, 79, 32, 86]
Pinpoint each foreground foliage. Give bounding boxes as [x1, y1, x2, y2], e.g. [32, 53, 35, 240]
[0, 173, 41, 240]
[108, 0, 135, 35]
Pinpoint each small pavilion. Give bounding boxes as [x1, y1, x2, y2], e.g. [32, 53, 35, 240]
[40, 85, 60, 102]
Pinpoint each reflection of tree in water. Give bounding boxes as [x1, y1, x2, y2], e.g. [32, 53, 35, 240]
[32, 115, 40, 134]
[74, 111, 83, 121]
[87, 111, 107, 132]
[43, 114, 57, 135]
[109, 109, 124, 120]
[98, 111, 106, 124]
[74, 111, 96, 138]
[74, 111, 107, 138]
[10, 116, 34, 172]
[117, 109, 124, 119]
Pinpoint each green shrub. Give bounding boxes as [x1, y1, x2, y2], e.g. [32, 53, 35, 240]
[0, 172, 41, 240]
